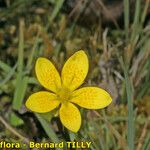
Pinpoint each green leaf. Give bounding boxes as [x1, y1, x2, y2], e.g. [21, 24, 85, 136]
[13, 76, 29, 110]
[40, 112, 53, 122]
[10, 113, 24, 127]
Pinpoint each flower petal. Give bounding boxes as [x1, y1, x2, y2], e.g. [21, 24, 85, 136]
[35, 57, 61, 93]
[25, 91, 60, 113]
[59, 102, 81, 132]
[70, 87, 112, 109]
[61, 50, 88, 91]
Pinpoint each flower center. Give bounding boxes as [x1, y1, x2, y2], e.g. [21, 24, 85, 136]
[57, 88, 71, 103]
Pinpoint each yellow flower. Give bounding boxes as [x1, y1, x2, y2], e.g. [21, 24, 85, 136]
[25, 50, 112, 132]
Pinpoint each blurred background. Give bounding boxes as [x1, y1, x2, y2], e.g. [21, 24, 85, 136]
[0, 0, 150, 150]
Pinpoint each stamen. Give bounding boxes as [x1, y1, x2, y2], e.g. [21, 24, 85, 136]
[57, 88, 71, 103]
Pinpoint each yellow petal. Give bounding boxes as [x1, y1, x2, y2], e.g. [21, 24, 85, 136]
[61, 50, 88, 91]
[59, 102, 81, 132]
[25, 91, 60, 113]
[35, 57, 61, 93]
[70, 87, 112, 109]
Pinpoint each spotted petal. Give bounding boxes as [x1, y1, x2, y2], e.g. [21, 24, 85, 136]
[35, 57, 61, 93]
[59, 102, 81, 132]
[25, 91, 60, 113]
[61, 50, 88, 91]
[70, 87, 112, 109]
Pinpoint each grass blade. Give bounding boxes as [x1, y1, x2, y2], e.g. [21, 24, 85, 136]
[124, 0, 129, 40]
[49, 0, 64, 24]
[131, 0, 141, 42]
[0, 60, 12, 73]
[35, 113, 60, 143]
[142, 131, 150, 150]
[141, 0, 150, 25]
[13, 19, 25, 110]
[26, 36, 40, 71]
[18, 19, 24, 73]
[121, 58, 134, 150]
[13, 76, 29, 110]
[0, 63, 17, 87]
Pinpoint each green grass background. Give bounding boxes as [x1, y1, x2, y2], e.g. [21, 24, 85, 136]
[0, 0, 150, 150]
